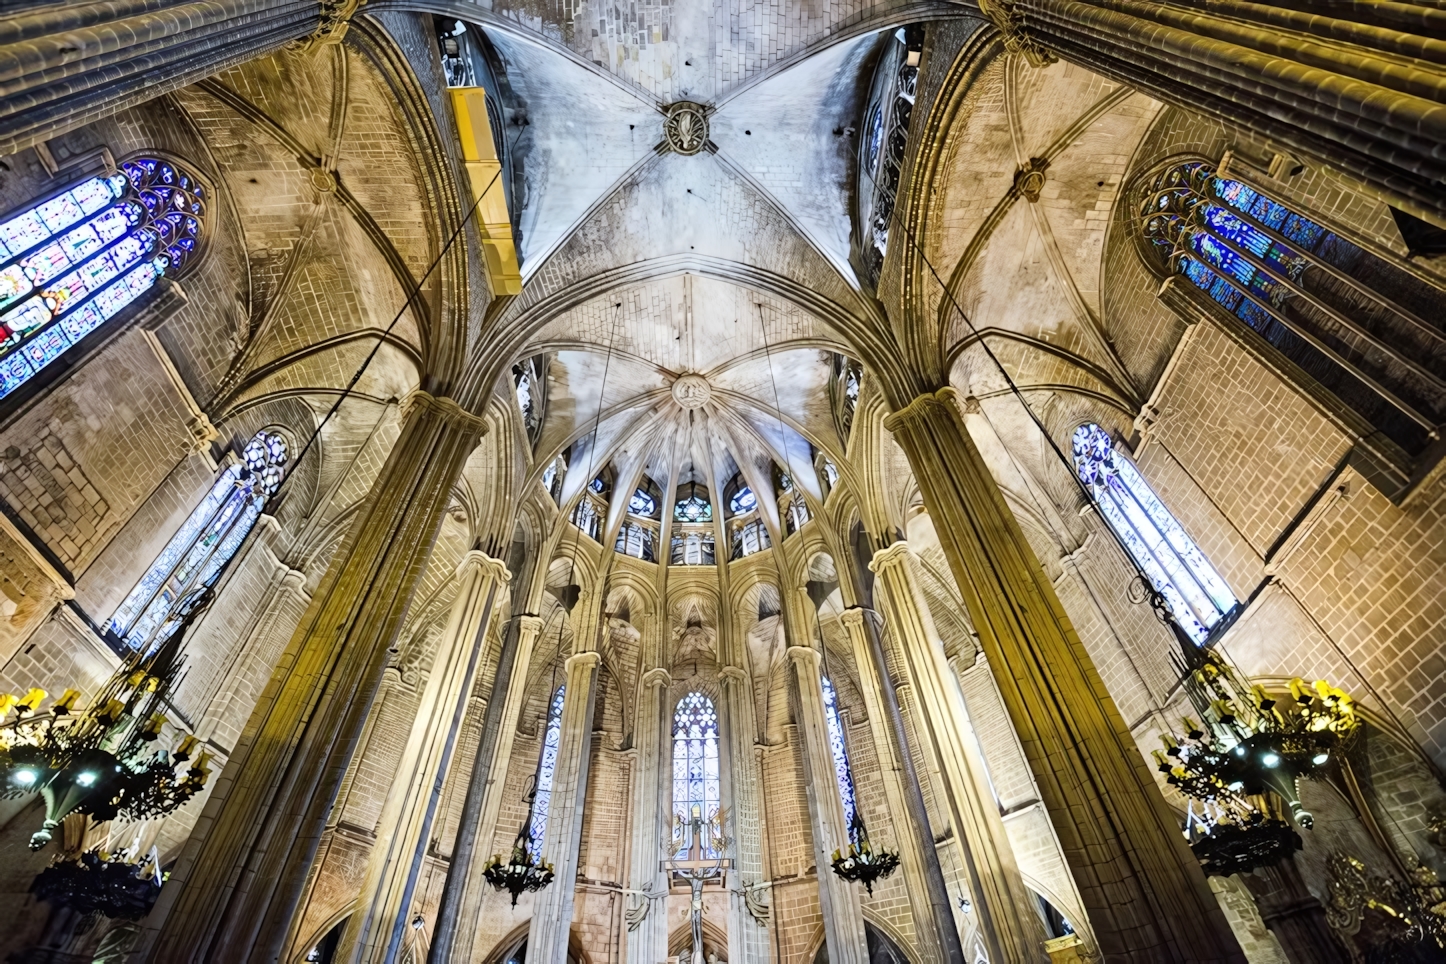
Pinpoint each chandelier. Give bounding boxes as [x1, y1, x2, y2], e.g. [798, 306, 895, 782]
[30, 843, 164, 919]
[1154, 645, 1359, 873]
[0, 588, 214, 850]
[482, 779, 554, 906]
[831, 813, 900, 895]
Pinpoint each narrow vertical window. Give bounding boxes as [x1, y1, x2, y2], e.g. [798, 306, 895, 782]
[672, 691, 721, 858]
[1072, 424, 1236, 643]
[820, 676, 858, 833]
[109, 430, 286, 650]
[0, 157, 206, 401]
[527, 685, 566, 860]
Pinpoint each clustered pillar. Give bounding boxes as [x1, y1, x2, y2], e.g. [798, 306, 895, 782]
[336, 550, 510, 964]
[883, 386, 1243, 962]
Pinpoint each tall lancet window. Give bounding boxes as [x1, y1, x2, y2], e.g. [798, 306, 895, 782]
[1072, 424, 1236, 644]
[672, 691, 721, 858]
[527, 684, 566, 859]
[0, 157, 206, 401]
[109, 430, 287, 650]
[820, 676, 858, 832]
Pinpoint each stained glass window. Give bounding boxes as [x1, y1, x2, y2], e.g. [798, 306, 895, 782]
[615, 520, 655, 561]
[672, 691, 721, 859]
[670, 532, 715, 566]
[1072, 424, 1235, 643]
[1139, 160, 1446, 454]
[109, 431, 286, 651]
[675, 492, 712, 523]
[589, 476, 606, 494]
[526, 685, 566, 860]
[572, 497, 600, 540]
[731, 519, 771, 559]
[728, 486, 757, 516]
[821, 676, 858, 833]
[0, 157, 205, 402]
[627, 488, 656, 517]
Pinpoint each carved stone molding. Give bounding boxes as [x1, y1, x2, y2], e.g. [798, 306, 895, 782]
[400, 390, 488, 435]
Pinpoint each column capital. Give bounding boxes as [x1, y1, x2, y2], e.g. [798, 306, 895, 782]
[719, 665, 749, 689]
[881, 386, 959, 434]
[839, 607, 869, 631]
[564, 650, 602, 673]
[869, 541, 912, 574]
[401, 390, 489, 435]
[785, 645, 821, 670]
[457, 549, 511, 583]
[517, 614, 545, 638]
[642, 667, 672, 689]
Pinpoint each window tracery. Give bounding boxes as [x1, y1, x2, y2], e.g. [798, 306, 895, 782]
[109, 431, 286, 651]
[672, 691, 721, 859]
[675, 491, 712, 523]
[0, 157, 206, 401]
[526, 684, 566, 859]
[628, 488, 657, 517]
[1072, 424, 1236, 643]
[821, 675, 858, 833]
[1139, 160, 1446, 459]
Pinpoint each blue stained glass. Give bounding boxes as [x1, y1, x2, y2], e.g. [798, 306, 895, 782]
[0, 352, 32, 394]
[0, 158, 205, 402]
[729, 486, 757, 515]
[110, 432, 287, 650]
[628, 488, 656, 516]
[821, 676, 859, 834]
[526, 685, 567, 860]
[1072, 424, 1235, 644]
[672, 691, 721, 859]
[675, 492, 712, 523]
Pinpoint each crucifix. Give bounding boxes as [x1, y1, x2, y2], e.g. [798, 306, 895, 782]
[662, 804, 730, 964]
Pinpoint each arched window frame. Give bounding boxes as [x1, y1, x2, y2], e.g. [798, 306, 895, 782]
[671, 691, 722, 859]
[820, 675, 859, 835]
[1072, 423, 1236, 644]
[108, 429, 288, 651]
[0, 154, 208, 409]
[1135, 156, 1446, 472]
[527, 684, 566, 860]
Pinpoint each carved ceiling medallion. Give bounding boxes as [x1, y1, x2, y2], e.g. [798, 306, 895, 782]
[672, 373, 712, 409]
[663, 102, 710, 155]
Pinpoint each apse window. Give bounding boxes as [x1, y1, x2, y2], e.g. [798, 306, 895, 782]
[672, 691, 721, 859]
[1072, 424, 1236, 644]
[527, 685, 566, 860]
[0, 157, 206, 402]
[109, 431, 287, 651]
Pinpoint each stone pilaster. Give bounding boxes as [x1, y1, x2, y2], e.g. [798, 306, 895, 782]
[337, 551, 510, 964]
[0, 0, 333, 155]
[144, 392, 486, 964]
[526, 648, 602, 964]
[785, 643, 869, 964]
[839, 607, 953, 962]
[870, 541, 1046, 964]
[624, 667, 671, 964]
[719, 664, 769, 964]
[883, 387, 1242, 962]
[429, 612, 544, 963]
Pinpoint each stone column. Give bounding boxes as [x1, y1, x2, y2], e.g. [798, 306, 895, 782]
[719, 663, 769, 964]
[429, 613, 544, 963]
[838, 607, 954, 962]
[981, 0, 1446, 226]
[883, 387, 1242, 962]
[336, 551, 510, 964]
[785, 643, 869, 964]
[145, 391, 487, 964]
[869, 541, 1046, 964]
[624, 667, 671, 964]
[526, 645, 603, 964]
[0, 0, 340, 155]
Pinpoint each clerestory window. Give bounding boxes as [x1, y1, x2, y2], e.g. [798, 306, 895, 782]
[109, 431, 287, 651]
[526, 684, 566, 860]
[0, 157, 206, 402]
[1072, 424, 1235, 644]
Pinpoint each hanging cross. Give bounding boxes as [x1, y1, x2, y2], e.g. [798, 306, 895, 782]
[662, 804, 730, 964]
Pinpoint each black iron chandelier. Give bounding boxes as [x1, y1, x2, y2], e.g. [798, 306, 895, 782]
[1155, 641, 1359, 875]
[482, 777, 555, 906]
[31, 842, 165, 919]
[0, 587, 214, 850]
[831, 813, 900, 895]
